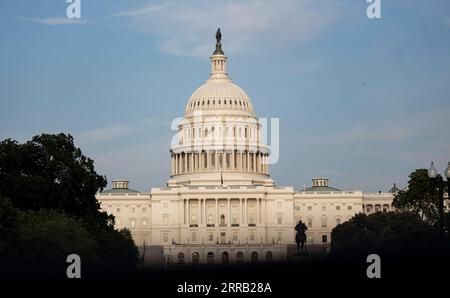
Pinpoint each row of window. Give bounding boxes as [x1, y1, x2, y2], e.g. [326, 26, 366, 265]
[115, 217, 148, 229]
[365, 204, 390, 213]
[296, 215, 348, 229]
[180, 125, 258, 141]
[294, 205, 354, 212]
[163, 231, 284, 244]
[112, 206, 148, 213]
[177, 251, 272, 264]
[189, 98, 249, 109]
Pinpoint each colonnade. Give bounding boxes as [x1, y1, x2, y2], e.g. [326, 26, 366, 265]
[182, 198, 265, 226]
[171, 150, 269, 175]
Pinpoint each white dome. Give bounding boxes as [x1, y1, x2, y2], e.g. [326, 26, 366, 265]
[185, 80, 254, 115]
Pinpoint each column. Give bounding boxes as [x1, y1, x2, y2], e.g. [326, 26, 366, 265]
[246, 152, 250, 172]
[256, 199, 259, 224]
[198, 199, 201, 224]
[204, 199, 207, 225]
[200, 152, 204, 171]
[184, 153, 187, 173]
[191, 153, 194, 173]
[207, 151, 210, 171]
[215, 151, 218, 171]
[253, 152, 256, 172]
[175, 154, 178, 174]
[231, 150, 235, 171]
[184, 199, 187, 224]
[228, 199, 231, 225]
[239, 199, 243, 223]
[222, 151, 226, 170]
[187, 199, 190, 225]
[215, 199, 219, 225]
[243, 198, 247, 224]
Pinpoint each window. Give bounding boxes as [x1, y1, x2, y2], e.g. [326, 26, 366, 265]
[336, 218, 341, 225]
[130, 219, 136, 228]
[277, 232, 283, 242]
[162, 214, 169, 225]
[321, 215, 327, 228]
[250, 231, 255, 241]
[116, 208, 121, 213]
[236, 252, 244, 264]
[191, 214, 197, 224]
[232, 232, 238, 241]
[307, 217, 313, 228]
[322, 235, 328, 243]
[131, 207, 135, 213]
[336, 205, 341, 211]
[220, 214, 225, 225]
[208, 233, 214, 242]
[208, 215, 214, 225]
[207, 252, 214, 264]
[251, 252, 258, 263]
[142, 207, 147, 213]
[222, 252, 229, 264]
[277, 214, 283, 225]
[321, 205, 326, 211]
[232, 213, 238, 225]
[141, 218, 148, 227]
[178, 252, 185, 264]
[347, 205, 352, 211]
[295, 205, 301, 211]
[307, 206, 312, 211]
[248, 213, 255, 225]
[163, 233, 169, 243]
[191, 232, 197, 242]
[266, 251, 273, 262]
[192, 252, 200, 264]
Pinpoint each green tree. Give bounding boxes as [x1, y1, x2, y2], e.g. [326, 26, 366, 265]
[331, 212, 440, 258]
[0, 134, 139, 277]
[393, 169, 446, 224]
[0, 133, 107, 223]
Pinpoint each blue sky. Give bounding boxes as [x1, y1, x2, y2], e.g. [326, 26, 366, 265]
[1, 0, 450, 192]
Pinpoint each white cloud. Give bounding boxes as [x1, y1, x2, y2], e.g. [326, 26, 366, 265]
[110, 0, 346, 56]
[110, 2, 171, 17]
[77, 125, 132, 143]
[17, 17, 87, 26]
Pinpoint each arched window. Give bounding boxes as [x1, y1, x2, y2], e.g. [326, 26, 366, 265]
[222, 252, 229, 264]
[236, 252, 244, 263]
[207, 252, 214, 264]
[192, 252, 200, 264]
[266, 251, 273, 262]
[220, 214, 225, 225]
[178, 252, 185, 264]
[251, 251, 258, 263]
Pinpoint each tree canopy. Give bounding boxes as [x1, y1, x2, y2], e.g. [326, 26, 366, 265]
[0, 133, 138, 277]
[393, 169, 446, 225]
[331, 212, 440, 258]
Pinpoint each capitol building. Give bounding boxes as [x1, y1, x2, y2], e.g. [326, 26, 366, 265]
[96, 30, 396, 265]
